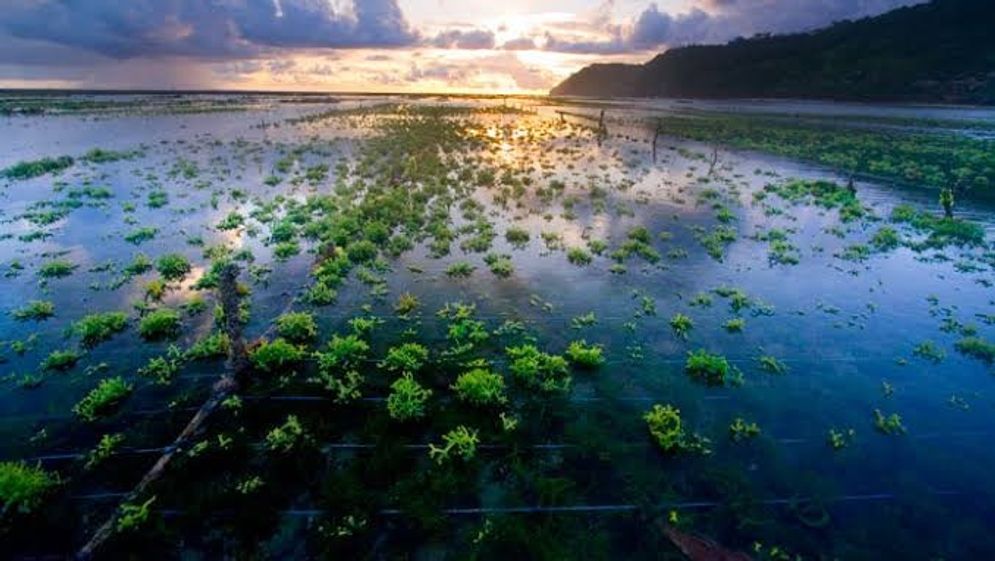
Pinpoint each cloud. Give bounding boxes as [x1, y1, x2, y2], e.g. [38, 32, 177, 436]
[2, 0, 418, 59]
[541, 0, 925, 54]
[500, 38, 537, 51]
[429, 29, 496, 50]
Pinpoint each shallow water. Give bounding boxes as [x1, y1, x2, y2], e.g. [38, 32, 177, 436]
[1, 93, 994, 560]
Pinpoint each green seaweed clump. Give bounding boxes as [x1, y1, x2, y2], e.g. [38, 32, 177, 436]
[387, 373, 432, 421]
[669, 313, 694, 339]
[1, 156, 74, 180]
[643, 404, 708, 454]
[276, 311, 318, 343]
[0, 461, 59, 514]
[757, 354, 789, 375]
[564, 340, 605, 368]
[138, 309, 181, 340]
[250, 338, 306, 373]
[873, 409, 906, 436]
[484, 253, 514, 277]
[265, 415, 310, 453]
[84, 433, 125, 470]
[12, 300, 55, 321]
[41, 349, 81, 371]
[827, 428, 856, 451]
[890, 204, 986, 248]
[73, 377, 133, 421]
[74, 311, 128, 346]
[38, 259, 77, 279]
[155, 253, 192, 281]
[428, 426, 479, 464]
[954, 337, 995, 364]
[566, 247, 593, 266]
[382, 342, 429, 373]
[507, 344, 571, 393]
[116, 496, 156, 534]
[685, 349, 742, 386]
[452, 368, 507, 406]
[729, 417, 761, 442]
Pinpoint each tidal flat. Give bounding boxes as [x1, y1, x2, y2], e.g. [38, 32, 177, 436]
[1, 92, 994, 560]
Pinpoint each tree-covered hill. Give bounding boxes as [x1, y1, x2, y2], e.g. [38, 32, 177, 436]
[551, 0, 995, 104]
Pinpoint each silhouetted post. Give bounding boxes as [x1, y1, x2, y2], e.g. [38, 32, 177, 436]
[652, 121, 662, 163]
[940, 187, 955, 219]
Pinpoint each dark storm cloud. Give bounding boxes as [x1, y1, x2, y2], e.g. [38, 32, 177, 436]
[544, 0, 927, 54]
[1, 0, 418, 60]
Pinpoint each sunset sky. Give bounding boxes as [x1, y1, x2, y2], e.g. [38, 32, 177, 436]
[0, 0, 923, 94]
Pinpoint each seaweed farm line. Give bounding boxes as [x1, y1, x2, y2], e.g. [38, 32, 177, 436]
[1, 93, 994, 560]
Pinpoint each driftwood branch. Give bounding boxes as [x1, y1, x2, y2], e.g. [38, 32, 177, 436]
[76, 263, 250, 560]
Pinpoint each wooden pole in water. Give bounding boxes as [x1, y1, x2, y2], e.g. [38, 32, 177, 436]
[76, 263, 250, 560]
[652, 121, 662, 164]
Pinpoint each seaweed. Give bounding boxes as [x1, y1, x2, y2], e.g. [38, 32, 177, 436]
[138, 309, 181, 341]
[685, 349, 742, 386]
[387, 373, 432, 421]
[74, 312, 128, 346]
[73, 377, 133, 421]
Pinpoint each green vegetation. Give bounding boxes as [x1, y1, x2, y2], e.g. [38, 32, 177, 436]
[507, 344, 571, 393]
[84, 433, 125, 470]
[729, 417, 761, 442]
[155, 253, 192, 281]
[565, 340, 605, 368]
[138, 309, 181, 340]
[275, 311, 318, 343]
[73, 377, 133, 421]
[124, 227, 158, 245]
[685, 349, 741, 386]
[317, 334, 370, 368]
[265, 415, 310, 453]
[827, 428, 856, 451]
[1, 156, 74, 180]
[387, 373, 432, 421]
[428, 426, 479, 464]
[873, 409, 907, 435]
[38, 259, 76, 279]
[643, 404, 708, 454]
[723, 318, 745, 333]
[484, 253, 514, 277]
[41, 349, 81, 372]
[445, 261, 476, 278]
[0, 461, 58, 514]
[12, 300, 55, 321]
[250, 338, 306, 373]
[505, 227, 530, 248]
[757, 354, 789, 375]
[73, 311, 128, 346]
[669, 313, 693, 339]
[138, 348, 184, 384]
[394, 292, 420, 316]
[116, 496, 156, 533]
[452, 368, 507, 406]
[891, 204, 986, 248]
[382, 342, 429, 373]
[566, 247, 593, 266]
[954, 337, 995, 364]
[913, 340, 946, 363]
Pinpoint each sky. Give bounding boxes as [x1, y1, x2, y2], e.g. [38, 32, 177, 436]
[0, 0, 925, 94]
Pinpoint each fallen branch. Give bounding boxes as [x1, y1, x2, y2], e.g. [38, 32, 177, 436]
[76, 263, 250, 560]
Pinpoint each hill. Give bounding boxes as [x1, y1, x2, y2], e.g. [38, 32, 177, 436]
[550, 0, 995, 104]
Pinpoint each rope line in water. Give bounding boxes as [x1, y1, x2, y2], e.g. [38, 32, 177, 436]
[69, 489, 964, 515]
[15, 429, 994, 464]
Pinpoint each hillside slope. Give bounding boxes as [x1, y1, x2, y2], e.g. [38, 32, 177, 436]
[551, 0, 995, 104]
